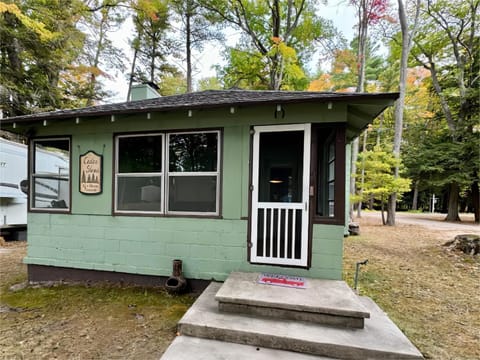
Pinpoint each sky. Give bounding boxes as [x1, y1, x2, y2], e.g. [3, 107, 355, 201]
[104, 3, 357, 103]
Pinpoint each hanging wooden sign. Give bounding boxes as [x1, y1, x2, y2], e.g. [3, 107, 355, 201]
[79, 151, 102, 195]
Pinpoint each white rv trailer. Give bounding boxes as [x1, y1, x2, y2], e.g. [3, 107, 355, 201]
[0, 138, 28, 239]
[0, 137, 69, 240]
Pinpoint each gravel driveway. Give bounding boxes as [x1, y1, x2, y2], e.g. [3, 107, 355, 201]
[358, 212, 479, 240]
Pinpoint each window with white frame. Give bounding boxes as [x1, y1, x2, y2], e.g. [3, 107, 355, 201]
[30, 138, 70, 211]
[114, 130, 220, 216]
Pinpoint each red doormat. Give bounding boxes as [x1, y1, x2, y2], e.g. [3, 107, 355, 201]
[258, 273, 306, 289]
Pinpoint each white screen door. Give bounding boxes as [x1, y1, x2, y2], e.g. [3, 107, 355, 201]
[250, 124, 311, 267]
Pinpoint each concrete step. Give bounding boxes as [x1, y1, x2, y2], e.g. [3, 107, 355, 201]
[215, 272, 369, 328]
[161, 336, 336, 360]
[178, 282, 423, 360]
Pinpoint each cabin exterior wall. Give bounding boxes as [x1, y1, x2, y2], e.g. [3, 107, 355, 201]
[24, 103, 347, 281]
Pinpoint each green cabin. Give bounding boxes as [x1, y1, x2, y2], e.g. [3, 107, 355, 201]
[1, 88, 397, 288]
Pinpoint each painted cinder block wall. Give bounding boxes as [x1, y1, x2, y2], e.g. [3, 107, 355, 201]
[24, 102, 347, 281]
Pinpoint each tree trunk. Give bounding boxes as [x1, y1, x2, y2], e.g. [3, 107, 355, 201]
[186, 0, 192, 93]
[150, 43, 156, 83]
[445, 182, 461, 221]
[87, 10, 108, 106]
[428, 62, 456, 133]
[356, 0, 367, 93]
[386, 192, 396, 226]
[376, 113, 384, 146]
[4, 13, 25, 116]
[471, 181, 479, 223]
[412, 179, 419, 210]
[388, 0, 410, 226]
[381, 199, 386, 225]
[127, 48, 138, 101]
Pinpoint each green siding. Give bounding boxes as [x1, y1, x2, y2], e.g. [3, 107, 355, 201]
[25, 214, 343, 280]
[25, 103, 348, 281]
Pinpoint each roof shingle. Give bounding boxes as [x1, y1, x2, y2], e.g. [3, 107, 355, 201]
[1, 90, 399, 124]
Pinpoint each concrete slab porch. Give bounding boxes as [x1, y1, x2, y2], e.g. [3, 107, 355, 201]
[175, 281, 423, 359]
[215, 272, 370, 328]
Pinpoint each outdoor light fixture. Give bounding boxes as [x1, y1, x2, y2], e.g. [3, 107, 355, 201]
[230, 107, 235, 114]
[75, 117, 80, 124]
[269, 179, 284, 184]
[147, 112, 151, 119]
[43, 120, 47, 126]
[328, 102, 333, 110]
[111, 115, 115, 122]
[274, 104, 285, 119]
[188, 110, 193, 117]
[12, 122, 16, 129]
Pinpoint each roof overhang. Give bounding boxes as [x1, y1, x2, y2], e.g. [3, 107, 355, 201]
[1, 90, 398, 140]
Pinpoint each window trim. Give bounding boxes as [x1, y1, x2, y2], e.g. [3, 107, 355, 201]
[29, 136, 72, 213]
[113, 129, 222, 217]
[311, 124, 346, 225]
[166, 130, 221, 216]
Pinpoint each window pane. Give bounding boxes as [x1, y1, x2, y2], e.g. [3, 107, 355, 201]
[169, 132, 218, 172]
[328, 201, 335, 217]
[32, 176, 69, 209]
[117, 176, 161, 211]
[258, 131, 304, 203]
[32, 139, 70, 210]
[168, 176, 217, 212]
[328, 142, 335, 162]
[34, 140, 69, 175]
[328, 161, 335, 181]
[328, 182, 335, 201]
[118, 135, 162, 173]
[316, 128, 336, 217]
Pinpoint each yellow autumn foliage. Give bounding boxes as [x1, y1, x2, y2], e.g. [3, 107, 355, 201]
[0, 2, 56, 41]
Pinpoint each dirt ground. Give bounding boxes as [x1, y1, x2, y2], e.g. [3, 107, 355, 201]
[344, 212, 479, 360]
[1, 213, 479, 359]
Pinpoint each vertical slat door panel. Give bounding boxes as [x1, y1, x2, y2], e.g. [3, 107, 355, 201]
[253, 203, 303, 265]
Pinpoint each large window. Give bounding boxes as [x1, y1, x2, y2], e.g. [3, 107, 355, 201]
[30, 138, 70, 211]
[114, 130, 220, 216]
[313, 125, 345, 224]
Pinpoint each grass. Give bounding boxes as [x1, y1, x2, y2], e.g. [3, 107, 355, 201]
[343, 216, 480, 360]
[0, 242, 195, 359]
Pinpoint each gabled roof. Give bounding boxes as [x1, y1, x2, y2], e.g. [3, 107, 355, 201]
[1, 90, 398, 139]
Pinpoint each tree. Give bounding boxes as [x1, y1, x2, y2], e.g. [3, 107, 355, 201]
[0, 0, 85, 116]
[348, 0, 388, 221]
[308, 41, 385, 92]
[78, 1, 127, 106]
[349, 0, 388, 92]
[130, 0, 175, 86]
[385, 0, 420, 226]
[399, 67, 437, 211]
[197, 76, 223, 90]
[157, 70, 187, 95]
[200, 0, 334, 90]
[170, 0, 223, 92]
[411, 0, 479, 222]
[358, 145, 411, 225]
